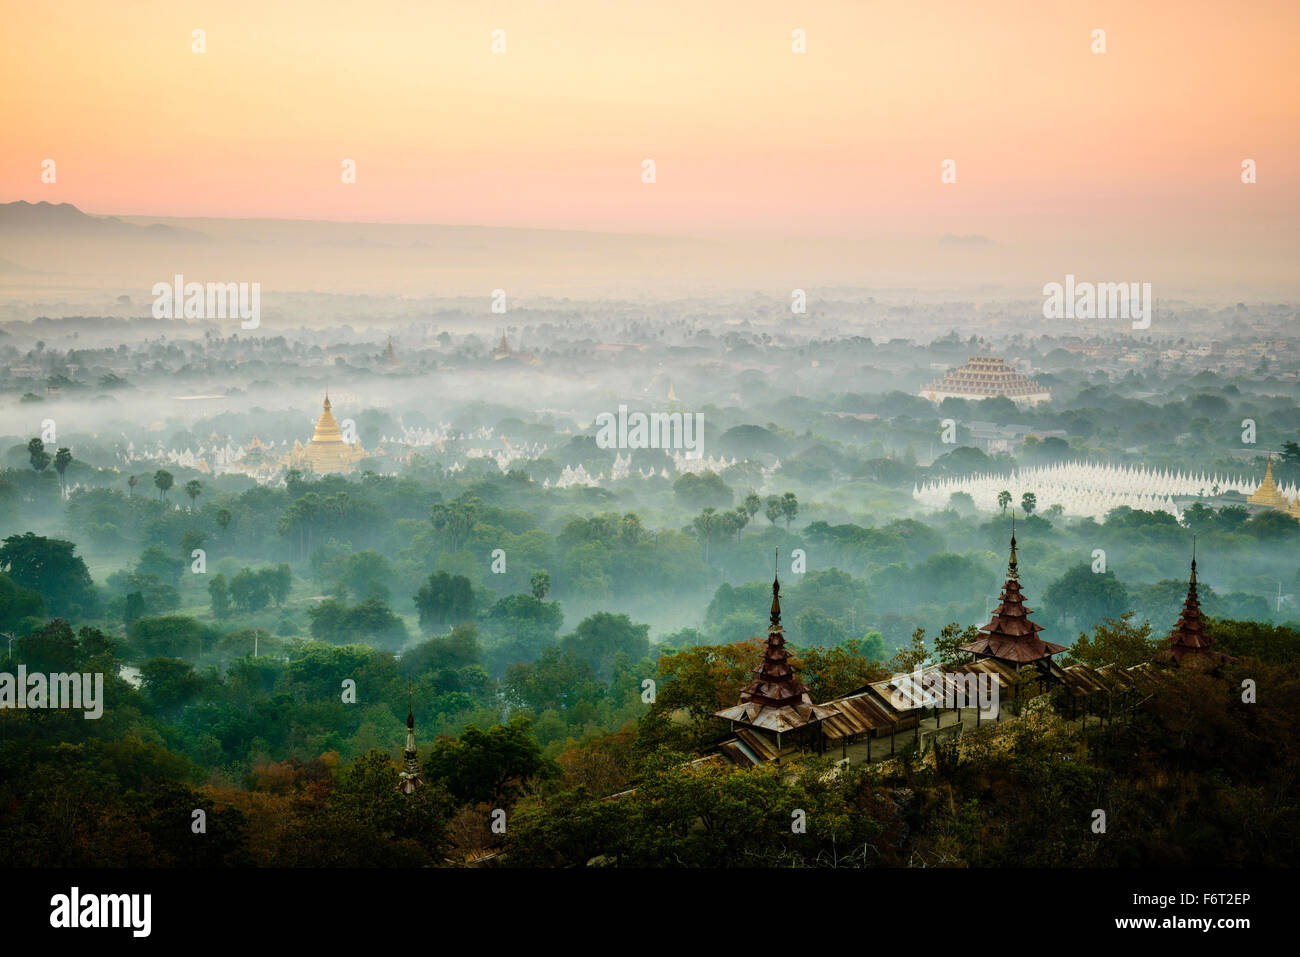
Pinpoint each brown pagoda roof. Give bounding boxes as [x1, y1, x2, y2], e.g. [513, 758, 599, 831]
[1158, 548, 1233, 667]
[714, 574, 838, 733]
[958, 521, 1065, 665]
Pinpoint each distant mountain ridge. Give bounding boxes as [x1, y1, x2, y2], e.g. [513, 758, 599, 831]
[0, 200, 209, 242]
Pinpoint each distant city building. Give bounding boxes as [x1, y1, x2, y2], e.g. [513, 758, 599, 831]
[920, 356, 1051, 407]
[492, 330, 539, 365]
[383, 336, 400, 368]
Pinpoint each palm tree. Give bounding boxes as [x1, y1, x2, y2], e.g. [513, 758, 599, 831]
[692, 507, 719, 563]
[765, 496, 781, 526]
[1021, 491, 1037, 515]
[154, 469, 174, 503]
[127, 474, 138, 498]
[184, 479, 202, 510]
[997, 490, 1012, 514]
[53, 447, 72, 497]
[780, 491, 798, 529]
[216, 508, 232, 534]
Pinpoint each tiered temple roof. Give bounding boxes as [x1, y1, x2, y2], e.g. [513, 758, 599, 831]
[1158, 548, 1232, 667]
[920, 356, 1051, 405]
[714, 575, 838, 735]
[958, 521, 1066, 665]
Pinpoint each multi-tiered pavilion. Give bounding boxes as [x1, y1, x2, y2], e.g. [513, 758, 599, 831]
[713, 574, 838, 763]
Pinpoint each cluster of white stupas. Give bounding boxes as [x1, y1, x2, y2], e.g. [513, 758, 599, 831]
[670, 451, 738, 475]
[464, 438, 548, 473]
[913, 462, 1261, 522]
[119, 439, 251, 475]
[383, 424, 453, 449]
[545, 464, 597, 488]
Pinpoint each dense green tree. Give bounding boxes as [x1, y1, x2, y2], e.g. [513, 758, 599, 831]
[209, 574, 232, 619]
[673, 471, 733, 510]
[1064, 613, 1158, 669]
[137, 546, 184, 585]
[130, 615, 209, 659]
[1043, 564, 1130, 633]
[0, 532, 98, 617]
[0, 571, 46, 634]
[425, 716, 558, 806]
[529, 569, 551, 600]
[560, 612, 651, 680]
[139, 656, 204, 714]
[414, 571, 474, 632]
[27, 437, 50, 473]
[430, 497, 479, 552]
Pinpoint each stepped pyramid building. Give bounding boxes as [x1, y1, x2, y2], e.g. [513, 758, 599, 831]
[288, 395, 366, 474]
[714, 572, 838, 758]
[958, 520, 1066, 667]
[920, 356, 1051, 407]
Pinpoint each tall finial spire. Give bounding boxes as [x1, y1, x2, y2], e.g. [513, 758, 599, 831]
[398, 683, 422, 794]
[1008, 510, 1019, 580]
[1190, 535, 1197, 584]
[770, 548, 781, 626]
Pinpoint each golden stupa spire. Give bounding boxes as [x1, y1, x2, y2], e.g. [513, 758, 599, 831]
[312, 393, 342, 441]
[1248, 454, 1289, 509]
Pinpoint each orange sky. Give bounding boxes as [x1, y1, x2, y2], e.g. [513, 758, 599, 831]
[3, 0, 1298, 240]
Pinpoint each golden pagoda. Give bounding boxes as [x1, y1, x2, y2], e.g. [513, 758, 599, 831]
[1247, 456, 1290, 510]
[288, 394, 365, 474]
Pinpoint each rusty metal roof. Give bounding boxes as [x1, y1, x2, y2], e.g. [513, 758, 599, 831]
[819, 692, 900, 740]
